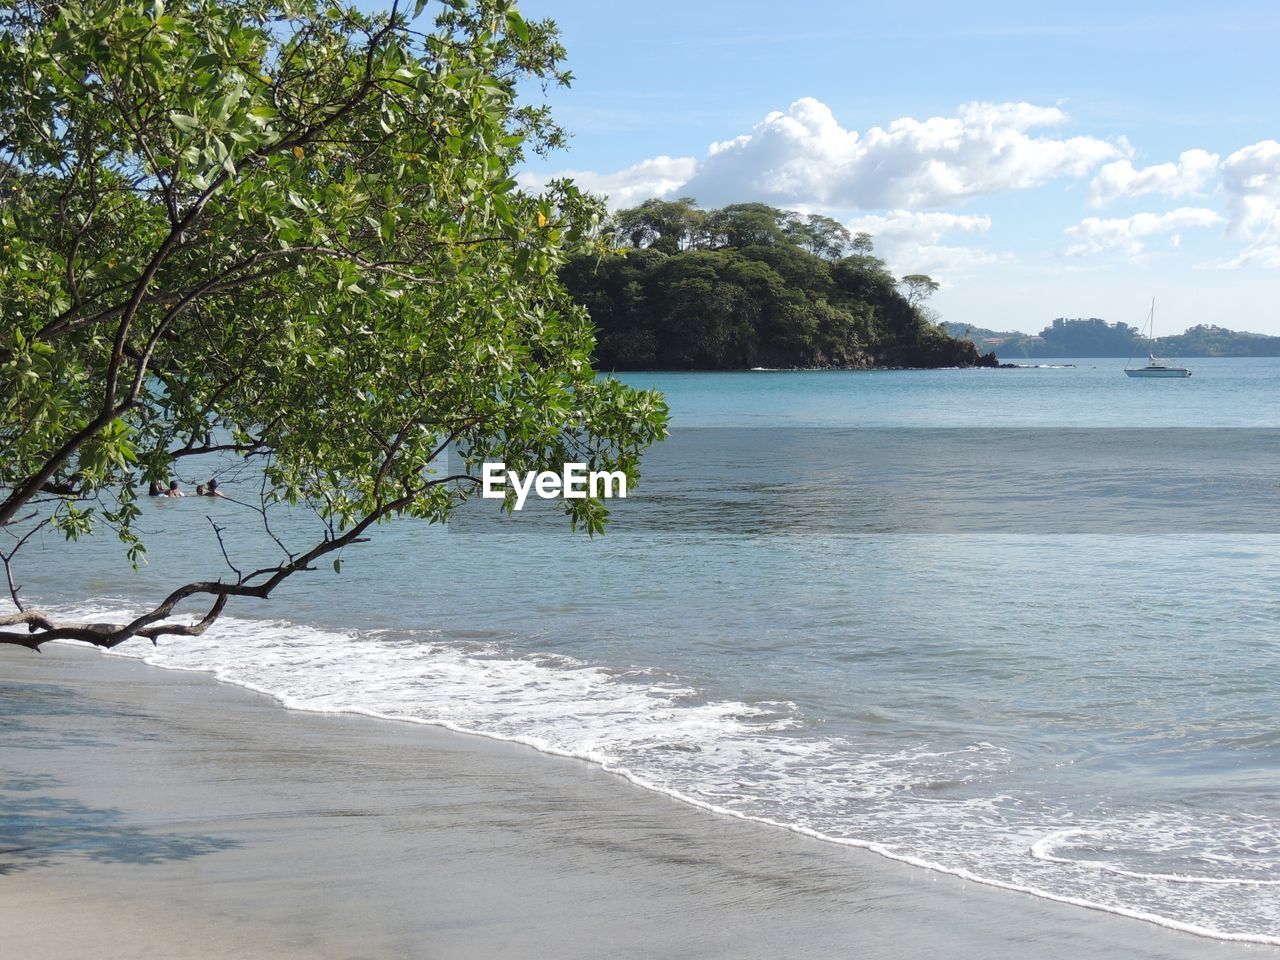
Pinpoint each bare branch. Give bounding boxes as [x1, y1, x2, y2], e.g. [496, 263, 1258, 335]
[208, 517, 242, 581]
[0, 472, 479, 650]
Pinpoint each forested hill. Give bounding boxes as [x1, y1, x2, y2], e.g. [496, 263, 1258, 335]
[560, 200, 996, 371]
[946, 319, 1280, 358]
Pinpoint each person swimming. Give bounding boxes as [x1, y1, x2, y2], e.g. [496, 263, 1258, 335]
[166, 481, 184, 497]
[206, 477, 225, 497]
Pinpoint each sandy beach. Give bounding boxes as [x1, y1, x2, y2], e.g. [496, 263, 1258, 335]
[1, 643, 1276, 960]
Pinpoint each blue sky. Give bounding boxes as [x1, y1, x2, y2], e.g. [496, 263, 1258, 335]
[509, 0, 1280, 335]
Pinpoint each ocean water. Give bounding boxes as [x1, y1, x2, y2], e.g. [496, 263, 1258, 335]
[13, 357, 1280, 944]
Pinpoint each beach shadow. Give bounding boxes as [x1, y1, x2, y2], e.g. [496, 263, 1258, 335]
[0, 681, 161, 749]
[0, 775, 237, 874]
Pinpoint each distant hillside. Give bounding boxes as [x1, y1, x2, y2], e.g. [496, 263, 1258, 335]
[562, 199, 996, 371]
[943, 319, 1280, 358]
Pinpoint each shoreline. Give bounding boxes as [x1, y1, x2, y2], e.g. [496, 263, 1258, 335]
[3, 644, 1277, 960]
[100, 643, 1279, 948]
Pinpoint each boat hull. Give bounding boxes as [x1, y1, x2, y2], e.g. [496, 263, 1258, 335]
[1125, 367, 1191, 378]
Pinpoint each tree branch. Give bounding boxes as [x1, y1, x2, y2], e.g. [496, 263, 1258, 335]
[0, 473, 479, 650]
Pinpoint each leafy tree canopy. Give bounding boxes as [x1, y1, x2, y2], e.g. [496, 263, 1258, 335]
[898, 274, 941, 307]
[0, 0, 668, 649]
[604, 201, 852, 260]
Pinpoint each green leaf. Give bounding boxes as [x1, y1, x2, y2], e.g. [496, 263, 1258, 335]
[169, 112, 199, 132]
[505, 11, 530, 43]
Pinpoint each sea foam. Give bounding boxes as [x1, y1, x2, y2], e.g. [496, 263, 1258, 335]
[36, 597, 1280, 947]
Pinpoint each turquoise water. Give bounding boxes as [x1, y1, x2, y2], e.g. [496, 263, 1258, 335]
[622, 359, 1280, 428]
[15, 357, 1280, 943]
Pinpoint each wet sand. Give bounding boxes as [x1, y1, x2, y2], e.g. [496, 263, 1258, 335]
[2, 644, 1276, 960]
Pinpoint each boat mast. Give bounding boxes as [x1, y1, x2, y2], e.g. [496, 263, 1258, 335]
[1149, 297, 1156, 358]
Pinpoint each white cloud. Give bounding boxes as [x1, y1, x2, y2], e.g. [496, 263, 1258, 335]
[524, 98, 1120, 212]
[519, 110, 1280, 274]
[1087, 149, 1219, 206]
[1077, 138, 1280, 269]
[891, 244, 1014, 280]
[1221, 139, 1280, 236]
[1222, 141, 1280, 197]
[842, 210, 1010, 280]
[1210, 246, 1280, 269]
[1201, 140, 1280, 268]
[516, 155, 697, 210]
[681, 98, 1120, 209]
[1063, 207, 1223, 258]
[844, 210, 992, 244]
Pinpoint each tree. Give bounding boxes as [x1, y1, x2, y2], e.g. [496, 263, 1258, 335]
[609, 197, 703, 254]
[0, 0, 668, 650]
[898, 274, 941, 308]
[782, 213, 850, 260]
[703, 202, 788, 249]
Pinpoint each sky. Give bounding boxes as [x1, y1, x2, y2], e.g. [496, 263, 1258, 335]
[508, 0, 1280, 335]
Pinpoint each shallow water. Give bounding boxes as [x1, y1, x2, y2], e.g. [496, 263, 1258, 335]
[16, 357, 1280, 943]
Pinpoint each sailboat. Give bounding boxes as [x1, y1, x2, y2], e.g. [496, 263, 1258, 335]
[1125, 299, 1191, 378]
